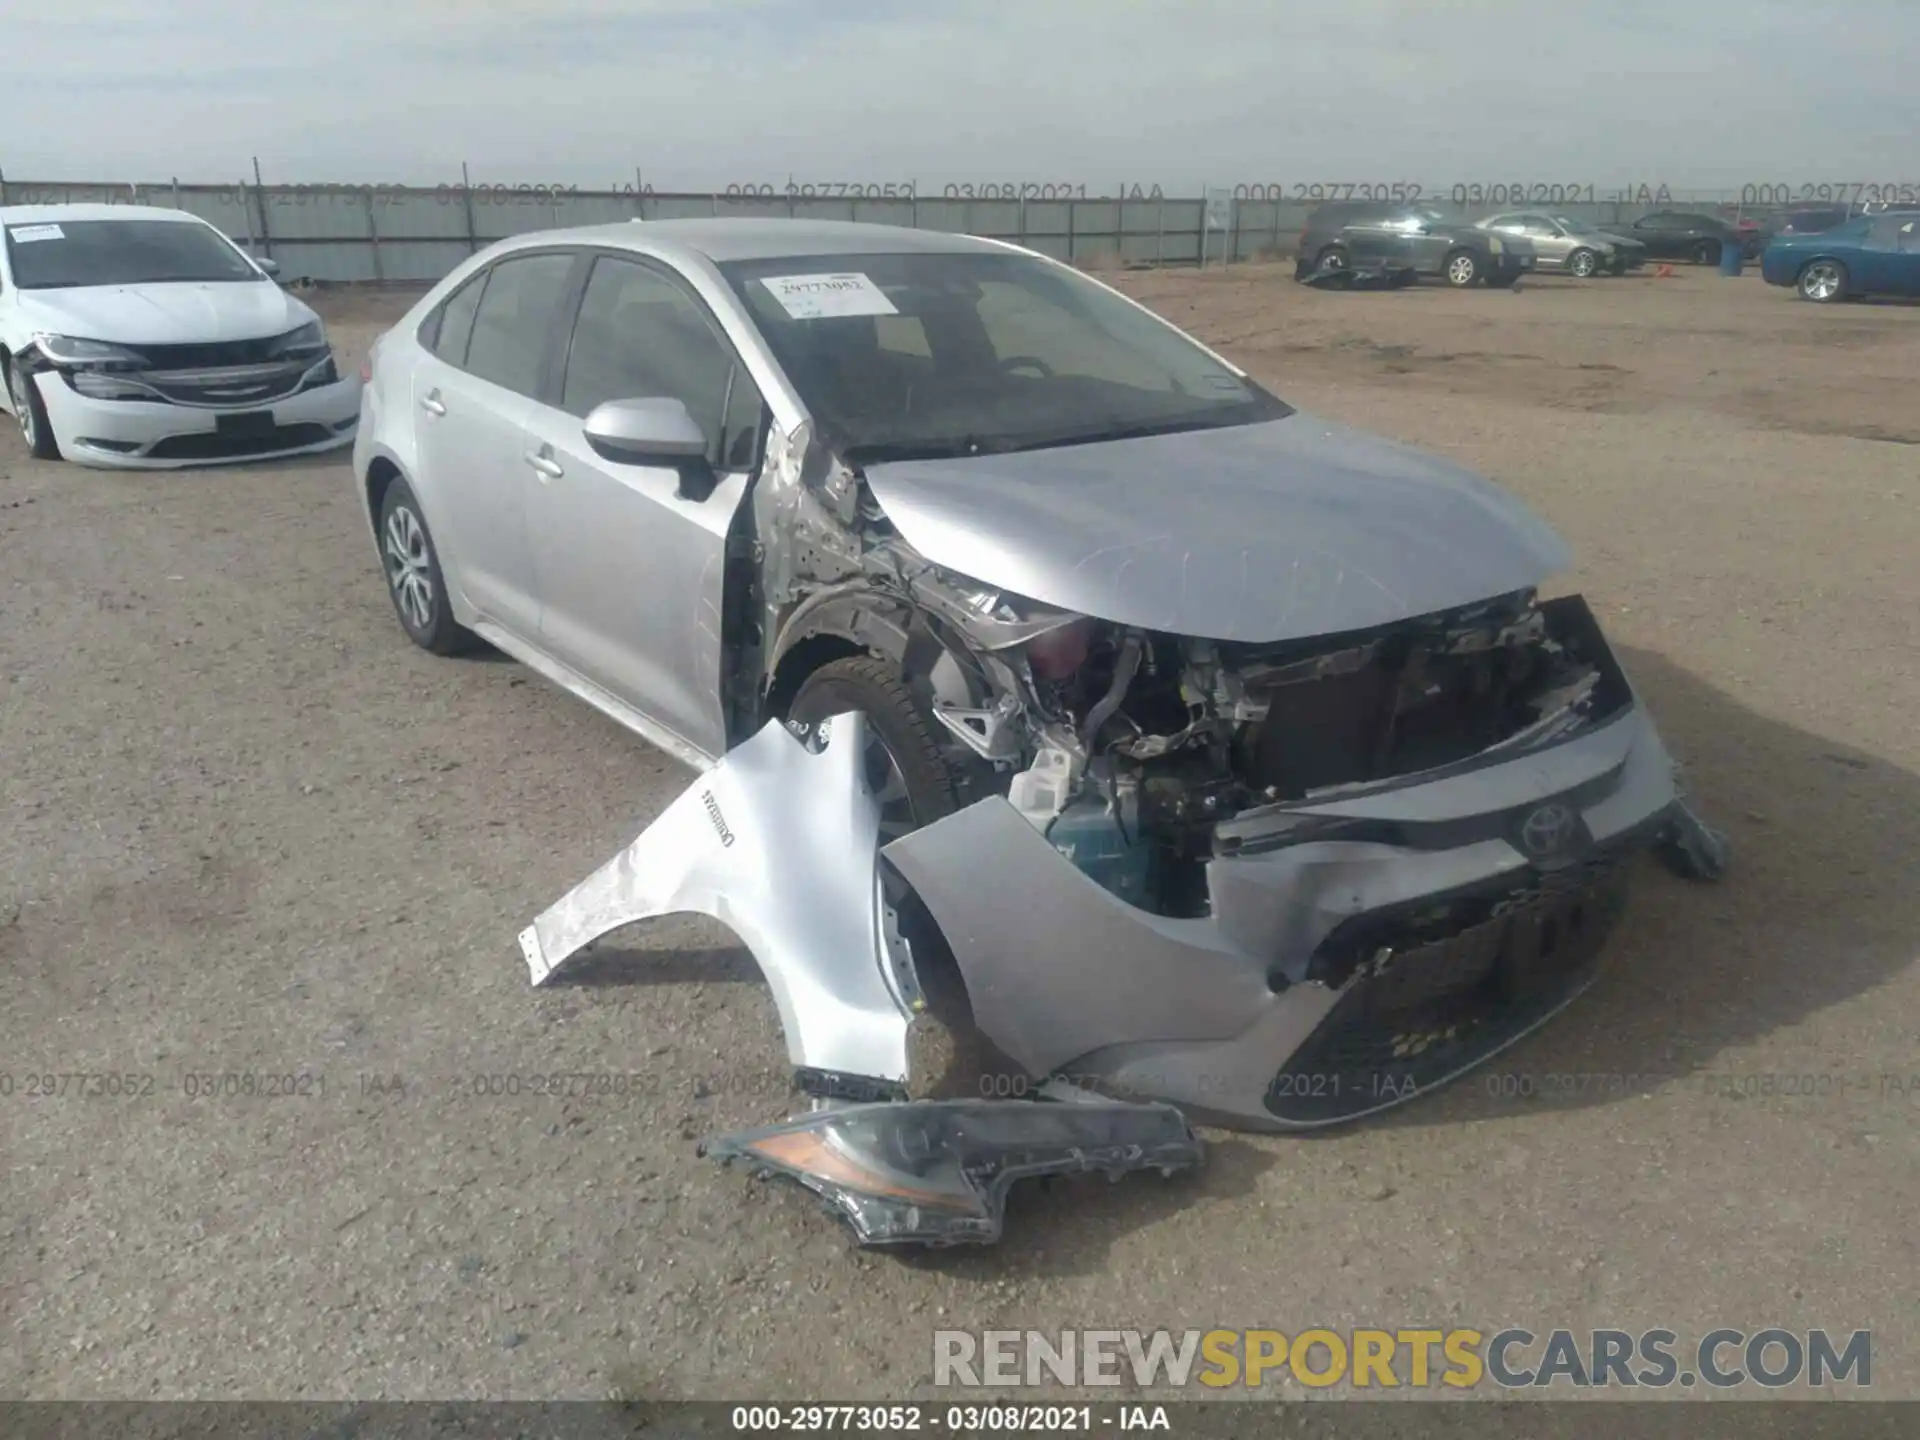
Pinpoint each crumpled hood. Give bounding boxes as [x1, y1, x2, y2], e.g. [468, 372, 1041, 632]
[11, 280, 314, 347]
[860, 413, 1570, 643]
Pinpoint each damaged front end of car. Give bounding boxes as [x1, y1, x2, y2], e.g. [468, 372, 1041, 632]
[520, 410, 1726, 1243]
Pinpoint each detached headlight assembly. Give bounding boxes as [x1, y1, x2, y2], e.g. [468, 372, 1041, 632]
[32, 333, 145, 369]
[701, 1098, 1203, 1247]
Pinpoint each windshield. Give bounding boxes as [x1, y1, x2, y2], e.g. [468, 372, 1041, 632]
[718, 250, 1289, 462]
[3, 218, 263, 289]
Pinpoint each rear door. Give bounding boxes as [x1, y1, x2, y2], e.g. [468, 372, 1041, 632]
[520, 251, 766, 760]
[410, 250, 576, 638]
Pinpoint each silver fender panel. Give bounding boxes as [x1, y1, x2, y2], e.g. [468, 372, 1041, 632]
[517, 714, 913, 1083]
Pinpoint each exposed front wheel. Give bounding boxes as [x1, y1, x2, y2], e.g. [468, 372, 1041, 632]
[1692, 239, 1720, 266]
[1568, 248, 1599, 278]
[1314, 245, 1350, 273]
[786, 656, 960, 841]
[1796, 259, 1847, 303]
[6, 359, 61, 461]
[378, 477, 477, 655]
[1444, 250, 1481, 287]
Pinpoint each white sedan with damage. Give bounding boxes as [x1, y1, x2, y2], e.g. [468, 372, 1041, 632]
[0, 204, 360, 467]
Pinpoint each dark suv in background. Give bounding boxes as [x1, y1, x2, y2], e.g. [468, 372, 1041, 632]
[1295, 202, 1533, 288]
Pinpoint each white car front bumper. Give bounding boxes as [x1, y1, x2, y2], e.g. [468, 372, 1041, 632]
[31, 369, 362, 470]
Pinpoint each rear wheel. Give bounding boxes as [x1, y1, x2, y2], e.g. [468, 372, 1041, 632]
[1796, 259, 1848, 303]
[6, 358, 60, 461]
[1568, 248, 1599, 278]
[377, 477, 477, 655]
[1444, 249, 1481, 287]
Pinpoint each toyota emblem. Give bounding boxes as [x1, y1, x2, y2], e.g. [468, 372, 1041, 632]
[1518, 802, 1579, 859]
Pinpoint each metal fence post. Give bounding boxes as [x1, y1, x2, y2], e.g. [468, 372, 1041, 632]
[1155, 199, 1164, 268]
[238, 175, 257, 253]
[1227, 195, 1239, 266]
[1066, 198, 1075, 263]
[1198, 181, 1208, 269]
[250, 156, 274, 260]
[171, 175, 181, 210]
[1018, 193, 1027, 249]
[365, 188, 383, 282]
[1114, 192, 1123, 267]
[461, 161, 479, 254]
[0, 166, 8, 205]
[634, 166, 645, 219]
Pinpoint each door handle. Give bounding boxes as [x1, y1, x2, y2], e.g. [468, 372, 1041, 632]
[525, 452, 564, 480]
[419, 390, 446, 416]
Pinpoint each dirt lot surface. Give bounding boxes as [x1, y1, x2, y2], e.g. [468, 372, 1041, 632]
[3, 265, 1917, 1404]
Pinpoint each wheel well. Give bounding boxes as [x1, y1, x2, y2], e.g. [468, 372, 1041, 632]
[365, 456, 401, 525]
[762, 633, 869, 722]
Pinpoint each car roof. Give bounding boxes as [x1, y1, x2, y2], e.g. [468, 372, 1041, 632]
[495, 217, 1010, 265]
[0, 203, 209, 226]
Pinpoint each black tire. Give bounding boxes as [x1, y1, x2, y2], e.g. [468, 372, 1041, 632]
[1692, 239, 1720, 266]
[6, 357, 61, 461]
[1568, 248, 1599, 278]
[1314, 244, 1350, 272]
[376, 477, 476, 656]
[787, 655, 1007, 1096]
[1796, 259, 1849, 303]
[1443, 248, 1481, 287]
[787, 656, 960, 834]
[1484, 268, 1521, 289]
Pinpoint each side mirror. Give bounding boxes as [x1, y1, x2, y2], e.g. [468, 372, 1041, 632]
[254, 256, 281, 278]
[582, 397, 716, 500]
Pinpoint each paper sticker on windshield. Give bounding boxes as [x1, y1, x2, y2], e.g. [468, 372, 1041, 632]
[7, 224, 64, 243]
[760, 272, 898, 320]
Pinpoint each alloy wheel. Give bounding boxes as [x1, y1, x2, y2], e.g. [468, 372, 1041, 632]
[1571, 250, 1597, 277]
[9, 366, 33, 445]
[1447, 254, 1477, 285]
[383, 504, 436, 632]
[1801, 262, 1843, 301]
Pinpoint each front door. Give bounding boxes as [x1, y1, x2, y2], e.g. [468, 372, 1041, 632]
[521, 252, 766, 761]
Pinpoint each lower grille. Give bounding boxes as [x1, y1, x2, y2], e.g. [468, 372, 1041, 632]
[1264, 855, 1633, 1124]
[140, 423, 335, 460]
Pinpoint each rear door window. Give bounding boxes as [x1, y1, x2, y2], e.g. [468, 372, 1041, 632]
[425, 272, 486, 365]
[462, 252, 577, 398]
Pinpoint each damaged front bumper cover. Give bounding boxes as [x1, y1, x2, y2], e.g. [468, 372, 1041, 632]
[518, 668, 1720, 1234]
[701, 1099, 1203, 1247]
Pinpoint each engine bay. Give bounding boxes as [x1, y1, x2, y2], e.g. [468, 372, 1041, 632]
[914, 578, 1629, 919]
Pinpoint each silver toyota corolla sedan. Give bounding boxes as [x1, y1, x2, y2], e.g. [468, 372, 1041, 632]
[354, 218, 1722, 1139]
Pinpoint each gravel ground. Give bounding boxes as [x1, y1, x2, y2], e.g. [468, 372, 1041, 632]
[2, 264, 1916, 1402]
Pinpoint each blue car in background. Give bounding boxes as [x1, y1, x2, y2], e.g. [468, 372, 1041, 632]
[1761, 211, 1920, 302]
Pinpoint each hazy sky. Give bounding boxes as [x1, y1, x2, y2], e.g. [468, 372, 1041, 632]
[4, 0, 1915, 192]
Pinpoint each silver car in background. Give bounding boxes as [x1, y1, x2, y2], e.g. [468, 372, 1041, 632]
[1476, 212, 1646, 276]
[354, 218, 1720, 1136]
